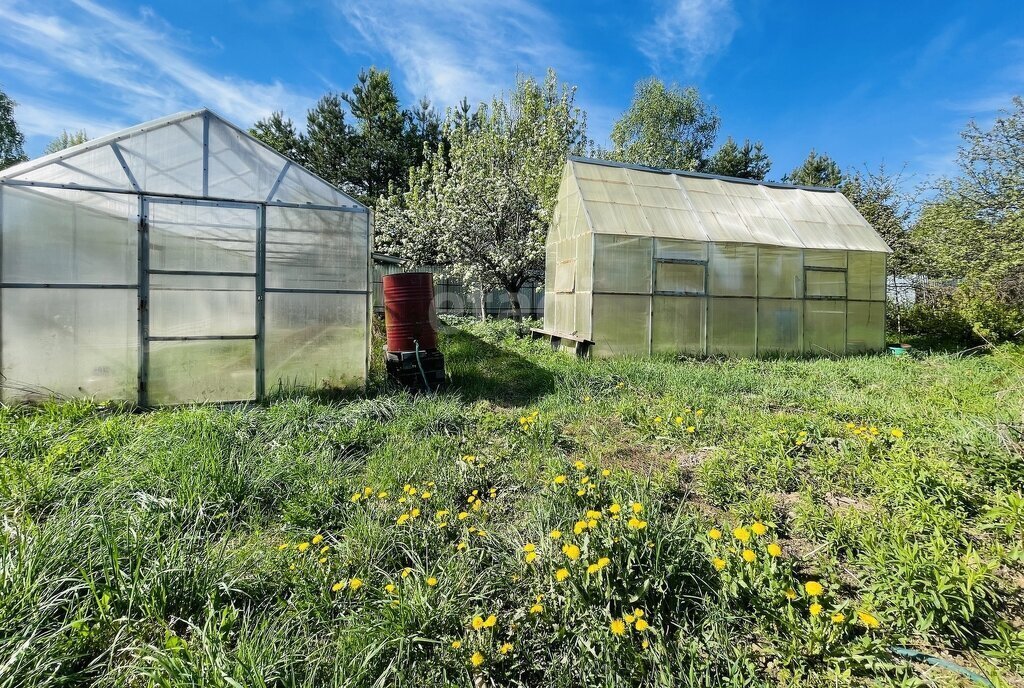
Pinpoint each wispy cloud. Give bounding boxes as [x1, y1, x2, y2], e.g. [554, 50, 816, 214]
[333, 0, 574, 107]
[0, 0, 313, 143]
[637, 0, 739, 74]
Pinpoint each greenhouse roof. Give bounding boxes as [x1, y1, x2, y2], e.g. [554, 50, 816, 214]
[566, 157, 891, 252]
[0, 109, 365, 211]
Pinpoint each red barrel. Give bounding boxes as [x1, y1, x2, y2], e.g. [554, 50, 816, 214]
[383, 272, 438, 351]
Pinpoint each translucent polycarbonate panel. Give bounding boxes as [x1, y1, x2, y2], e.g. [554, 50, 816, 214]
[542, 291, 557, 331]
[707, 298, 756, 356]
[757, 246, 803, 299]
[568, 193, 588, 237]
[804, 250, 847, 268]
[148, 201, 258, 273]
[545, 241, 557, 290]
[266, 292, 366, 390]
[592, 295, 650, 357]
[655, 238, 707, 261]
[273, 164, 359, 208]
[1, 288, 136, 402]
[11, 143, 132, 189]
[149, 274, 255, 337]
[574, 291, 593, 339]
[148, 340, 255, 404]
[708, 243, 757, 297]
[554, 254, 575, 293]
[549, 292, 574, 335]
[207, 118, 287, 201]
[805, 301, 847, 355]
[584, 200, 650, 236]
[1, 186, 137, 284]
[576, 233, 594, 293]
[572, 160, 630, 183]
[118, 117, 206, 196]
[652, 296, 705, 355]
[266, 207, 368, 291]
[757, 300, 802, 355]
[810, 193, 892, 253]
[847, 251, 887, 301]
[655, 262, 705, 294]
[716, 182, 804, 247]
[576, 178, 639, 205]
[593, 235, 653, 293]
[625, 169, 708, 241]
[846, 301, 886, 353]
[677, 177, 758, 244]
[761, 187, 847, 249]
[806, 269, 846, 298]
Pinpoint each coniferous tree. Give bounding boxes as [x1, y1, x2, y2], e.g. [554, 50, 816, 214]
[342, 67, 410, 204]
[304, 94, 353, 189]
[783, 149, 844, 187]
[706, 136, 771, 180]
[250, 112, 307, 164]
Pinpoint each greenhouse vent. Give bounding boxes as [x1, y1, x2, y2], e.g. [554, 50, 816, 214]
[542, 157, 891, 358]
[0, 109, 370, 405]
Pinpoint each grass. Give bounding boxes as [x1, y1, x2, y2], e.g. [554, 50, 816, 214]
[1, 317, 1023, 687]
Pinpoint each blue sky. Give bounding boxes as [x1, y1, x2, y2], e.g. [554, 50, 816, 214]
[1, 0, 1021, 185]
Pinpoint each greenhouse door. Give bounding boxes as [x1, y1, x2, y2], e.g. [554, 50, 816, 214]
[140, 198, 263, 405]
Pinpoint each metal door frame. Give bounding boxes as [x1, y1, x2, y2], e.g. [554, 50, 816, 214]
[138, 196, 264, 406]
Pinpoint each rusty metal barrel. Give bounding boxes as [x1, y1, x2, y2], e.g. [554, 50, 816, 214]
[383, 272, 438, 352]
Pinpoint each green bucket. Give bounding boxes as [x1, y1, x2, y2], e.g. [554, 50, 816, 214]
[888, 346, 908, 356]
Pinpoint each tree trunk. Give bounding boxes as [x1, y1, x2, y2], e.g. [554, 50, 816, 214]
[890, 273, 902, 335]
[477, 282, 487, 321]
[508, 288, 523, 322]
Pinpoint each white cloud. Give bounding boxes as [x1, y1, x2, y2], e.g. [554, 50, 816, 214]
[333, 0, 574, 108]
[637, 0, 739, 74]
[0, 0, 314, 143]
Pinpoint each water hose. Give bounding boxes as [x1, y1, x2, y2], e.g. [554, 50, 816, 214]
[413, 339, 432, 394]
[890, 646, 994, 686]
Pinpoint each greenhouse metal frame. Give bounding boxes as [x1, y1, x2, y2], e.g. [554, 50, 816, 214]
[0, 109, 371, 405]
[543, 157, 891, 358]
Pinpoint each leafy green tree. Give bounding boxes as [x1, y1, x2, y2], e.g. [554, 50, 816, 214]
[706, 137, 771, 180]
[783, 150, 844, 187]
[304, 94, 353, 190]
[43, 129, 88, 155]
[0, 88, 27, 169]
[377, 70, 590, 320]
[250, 111, 306, 164]
[607, 78, 719, 171]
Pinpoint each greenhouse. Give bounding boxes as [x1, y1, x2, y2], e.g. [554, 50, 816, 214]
[544, 157, 890, 357]
[0, 109, 370, 405]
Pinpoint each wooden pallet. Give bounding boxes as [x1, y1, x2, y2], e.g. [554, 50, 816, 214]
[529, 328, 594, 358]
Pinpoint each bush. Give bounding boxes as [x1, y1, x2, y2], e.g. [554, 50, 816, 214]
[889, 302, 978, 350]
[953, 280, 1024, 343]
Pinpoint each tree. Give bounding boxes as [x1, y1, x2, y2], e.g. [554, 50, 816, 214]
[377, 70, 590, 320]
[706, 136, 771, 179]
[250, 112, 306, 164]
[607, 78, 719, 171]
[405, 97, 442, 169]
[304, 94, 352, 189]
[43, 129, 88, 155]
[0, 88, 27, 169]
[783, 150, 843, 187]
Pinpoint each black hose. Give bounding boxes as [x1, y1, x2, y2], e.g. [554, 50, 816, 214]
[413, 339, 432, 394]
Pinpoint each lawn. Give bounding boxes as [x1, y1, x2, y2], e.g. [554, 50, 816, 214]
[1, 318, 1022, 687]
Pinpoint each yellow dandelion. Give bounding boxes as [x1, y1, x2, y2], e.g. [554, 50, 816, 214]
[654, 416, 663, 423]
[732, 527, 751, 543]
[318, 557, 327, 564]
[804, 581, 824, 597]
[458, 511, 469, 520]
[549, 529, 562, 539]
[320, 545, 330, 555]
[451, 640, 462, 649]
[832, 612, 846, 624]
[573, 521, 586, 535]
[628, 517, 648, 530]
[766, 543, 782, 557]
[311, 534, 324, 545]
[574, 460, 587, 471]
[562, 544, 581, 560]
[587, 562, 601, 574]
[857, 610, 880, 628]
[633, 609, 644, 618]
[349, 578, 363, 591]
[499, 642, 513, 655]
[602, 469, 611, 477]
[674, 416, 683, 424]
[635, 618, 649, 632]
[708, 528, 722, 540]
[576, 488, 586, 496]
[695, 409, 704, 416]
[610, 619, 626, 636]
[553, 475, 567, 485]
[456, 542, 468, 551]
[632, 502, 643, 514]
[471, 651, 484, 667]
[331, 581, 344, 592]
[350, 492, 361, 502]
[396, 513, 410, 525]
[741, 549, 756, 563]
[809, 603, 823, 616]
[530, 603, 543, 614]
[471, 616, 484, 630]
[587, 519, 598, 529]
[277, 543, 288, 551]
[297, 542, 310, 552]
[483, 614, 496, 628]
[385, 583, 396, 594]
[609, 503, 622, 515]
[890, 428, 904, 438]
[525, 551, 538, 563]
[555, 567, 570, 582]
[377, 490, 388, 498]
[624, 613, 635, 623]
[751, 522, 767, 536]
[401, 567, 412, 578]
[687, 426, 695, 433]
[523, 543, 537, 553]
[785, 588, 797, 601]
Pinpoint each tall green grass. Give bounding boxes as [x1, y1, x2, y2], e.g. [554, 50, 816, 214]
[1, 320, 1021, 686]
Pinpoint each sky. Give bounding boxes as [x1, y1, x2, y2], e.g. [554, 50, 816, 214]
[1, 0, 1021, 187]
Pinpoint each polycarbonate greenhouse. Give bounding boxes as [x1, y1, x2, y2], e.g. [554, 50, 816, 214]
[544, 158, 890, 357]
[0, 109, 370, 405]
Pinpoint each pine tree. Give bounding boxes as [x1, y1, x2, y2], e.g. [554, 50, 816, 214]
[783, 149, 843, 187]
[706, 136, 771, 179]
[250, 112, 306, 164]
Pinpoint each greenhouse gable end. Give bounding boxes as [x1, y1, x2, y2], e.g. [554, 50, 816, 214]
[543, 157, 891, 357]
[0, 109, 370, 405]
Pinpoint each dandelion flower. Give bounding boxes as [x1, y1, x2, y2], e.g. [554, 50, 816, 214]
[331, 581, 344, 592]
[410, 507, 421, 518]
[767, 543, 783, 558]
[350, 492, 361, 502]
[525, 551, 538, 563]
[587, 562, 601, 574]
[804, 581, 824, 597]
[457, 542, 468, 551]
[573, 521, 586, 535]
[632, 502, 643, 514]
[472, 616, 484, 630]
[401, 567, 412, 578]
[471, 651, 484, 667]
[348, 578, 363, 591]
[396, 514, 410, 525]
[809, 603, 822, 616]
[385, 583, 396, 594]
[320, 545, 330, 555]
[562, 544, 581, 560]
[713, 558, 726, 571]
[674, 416, 683, 425]
[311, 534, 324, 545]
[609, 503, 622, 515]
[741, 549, 756, 563]
[732, 527, 751, 543]
[556, 568, 570, 582]
[654, 416, 663, 423]
[318, 557, 327, 564]
[751, 522, 767, 536]
[451, 640, 462, 649]
[628, 517, 648, 530]
[549, 529, 562, 539]
[553, 475, 567, 485]
[523, 543, 536, 553]
[633, 608, 644, 618]
[708, 528, 722, 540]
[687, 426, 696, 433]
[427, 577, 438, 586]
[635, 618, 649, 631]
[575, 460, 587, 471]
[458, 512, 469, 520]
[499, 643, 513, 655]
[624, 613, 635, 623]
[483, 614, 496, 628]
[832, 613, 846, 624]
[857, 611, 880, 628]
[587, 519, 598, 529]
[785, 588, 797, 601]
[377, 490, 388, 499]
[530, 603, 543, 614]
[277, 543, 288, 551]
[576, 489, 586, 496]
[602, 469, 611, 477]
[890, 428, 904, 438]
[610, 619, 626, 636]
